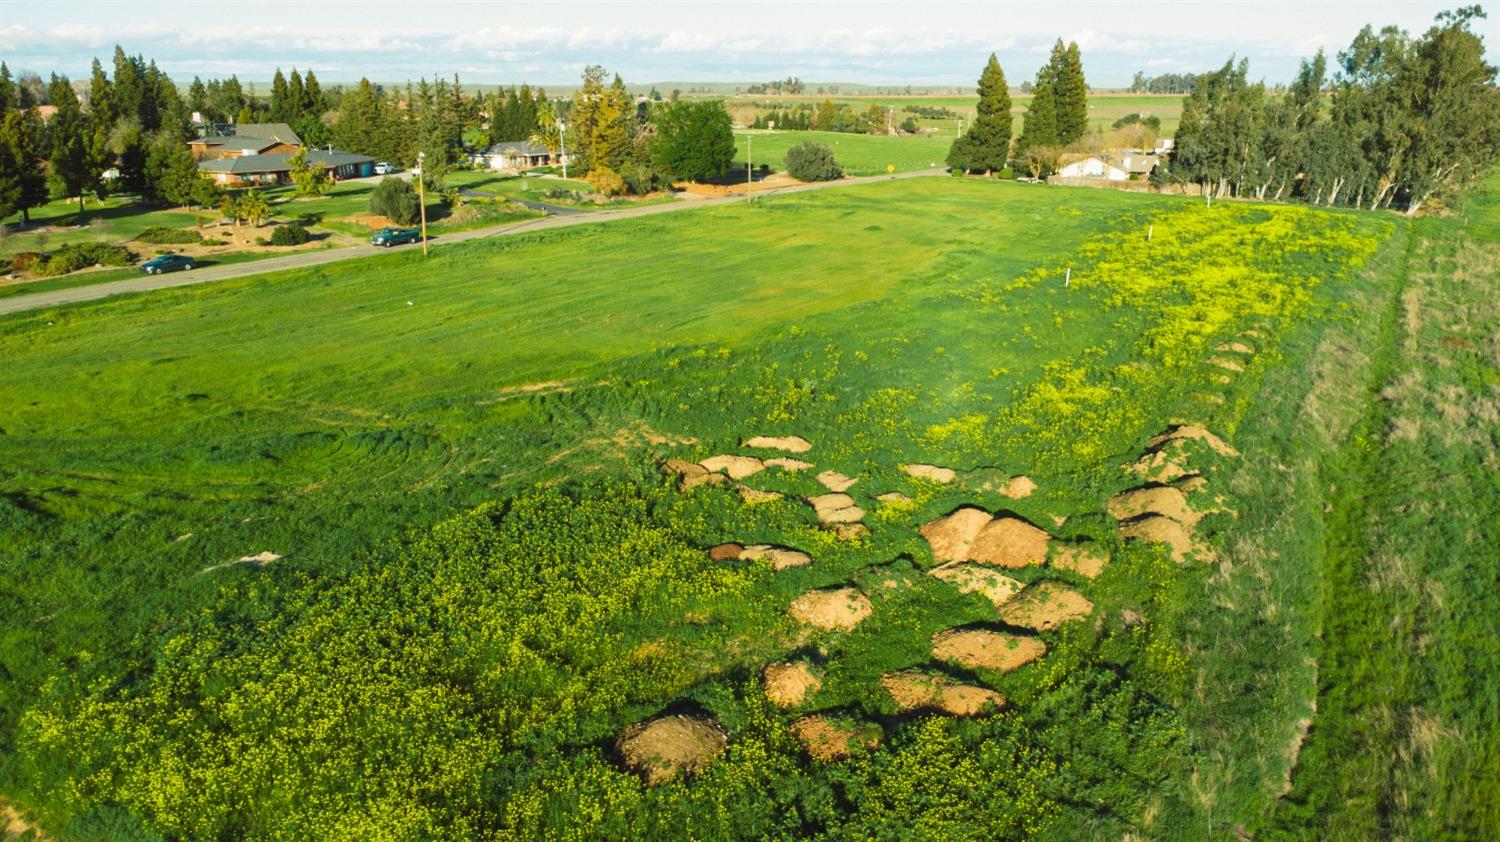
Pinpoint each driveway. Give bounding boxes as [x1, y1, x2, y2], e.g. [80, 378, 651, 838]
[0, 169, 945, 317]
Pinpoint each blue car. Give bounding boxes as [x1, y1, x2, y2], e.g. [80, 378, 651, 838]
[370, 227, 422, 247]
[140, 253, 197, 274]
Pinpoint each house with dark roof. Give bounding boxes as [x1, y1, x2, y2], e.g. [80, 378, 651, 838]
[198, 149, 375, 186]
[190, 123, 305, 161]
[474, 140, 554, 171]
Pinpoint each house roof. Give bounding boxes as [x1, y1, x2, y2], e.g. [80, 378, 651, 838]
[194, 122, 303, 148]
[197, 149, 374, 175]
[482, 140, 549, 156]
[1118, 155, 1161, 174]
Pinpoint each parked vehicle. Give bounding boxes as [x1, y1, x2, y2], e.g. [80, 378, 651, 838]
[374, 162, 395, 175]
[370, 227, 422, 247]
[139, 253, 197, 274]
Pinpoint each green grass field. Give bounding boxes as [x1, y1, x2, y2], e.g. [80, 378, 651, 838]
[737, 130, 954, 175]
[0, 173, 1493, 840]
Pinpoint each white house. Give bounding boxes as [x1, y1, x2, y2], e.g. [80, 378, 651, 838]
[1057, 156, 1129, 181]
[474, 141, 555, 171]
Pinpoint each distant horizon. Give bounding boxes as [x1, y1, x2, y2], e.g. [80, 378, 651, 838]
[2, 0, 1487, 91]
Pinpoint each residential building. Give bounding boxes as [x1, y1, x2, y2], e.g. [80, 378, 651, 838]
[198, 149, 376, 186]
[473, 140, 554, 171]
[190, 123, 304, 161]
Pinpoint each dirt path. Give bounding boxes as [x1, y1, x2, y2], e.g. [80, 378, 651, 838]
[0, 169, 945, 318]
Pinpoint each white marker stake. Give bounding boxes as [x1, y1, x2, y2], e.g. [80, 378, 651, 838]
[1065, 267, 1071, 287]
[1148, 224, 1154, 242]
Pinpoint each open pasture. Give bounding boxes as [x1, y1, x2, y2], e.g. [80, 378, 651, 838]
[4, 173, 1482, 840]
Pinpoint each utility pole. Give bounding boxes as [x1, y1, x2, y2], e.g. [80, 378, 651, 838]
[417, 150, 428, 257]
[558, 119, 567, 180]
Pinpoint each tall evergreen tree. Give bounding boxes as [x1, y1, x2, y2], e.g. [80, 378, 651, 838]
[1054, 41, 1089, 144]
[1, 107, 48, 222]
[0, 63, 15, 114]
[270, 68, 288, 122]
[303, 70, 324, 117]
[1014, 59, 1060, 171]
[946, 53, 1012, 174]
[288, 69, 305, 121]
[47, 74, 92, 212]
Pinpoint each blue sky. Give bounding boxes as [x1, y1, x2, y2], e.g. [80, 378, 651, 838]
[0, 1, 1488, 89]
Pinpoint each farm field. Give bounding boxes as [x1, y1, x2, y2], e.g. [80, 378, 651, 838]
[0, 174, 1495, 840]
[736, 129, 954, 175]
[726, 93, 1185, 138]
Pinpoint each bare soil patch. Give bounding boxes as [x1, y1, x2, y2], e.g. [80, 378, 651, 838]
[929, 563, 1024, 610]
[743, 435, 812, 453]
[699, 454, 766, 480]
[806, 493, 865, 524]
[1107, 485, 1202, 526]
[791, 715, 880, 762]
[875, 491, 912, 505]
[880, 671, 1005, 716]
[617, 713, 728, 785]
[968, 517, 1052, 568]
[707, 543, 744, 561]
[737, 485, 783, 504]
[1117, 514, 1197, 562]
[1124, 447, 1192, 482]
[790, 587, 873, 631]
[902, 463, 957, 483]
[739, 544, 813, 570]
[831, 522, 870, 541]
[1207, 355, 1246, 372]
[1148, 425, 1240, 457]
[932, 628, 1047, 671]
[765, 457, 813, 472]
[1217, 340, 1255, 355]
[816, 470, 857, 492]
[763, 661, 822, 707]
[662, 458, 728, 490]
[998, 581, 1094, 631]
[919, 506, 993, 562]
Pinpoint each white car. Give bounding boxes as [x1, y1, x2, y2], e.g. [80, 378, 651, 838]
[374, 162, 395, 175]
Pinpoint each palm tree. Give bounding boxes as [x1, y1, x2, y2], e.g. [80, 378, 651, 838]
[239, 190, 271, 228]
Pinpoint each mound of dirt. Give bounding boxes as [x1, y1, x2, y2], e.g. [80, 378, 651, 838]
[998, 581, 1094, 631]
[1124, 447, 1192, 482]
[969, 470, 1039, 499]
[765, 457, 813, 472]
[790, 587, 873, 631]
[880, 671, 1005, 716]
[968, 517, 1052, 568]
[737, 485, 784, 504]
[929, 563, 1024, 609]
[901, 463, 957, 484]
[1000, 475, 1038, 498]
[1106, 485, 1202, 526]
[1049, 544, 1111, 579]
[617, 713, 728, 785]
[920, 506, 993, 562]
[831, 522, 870, 541]
[875, 491, 912, 505]
[707, 543, 744, 561]
[700, 454, 766, 480]
[816, 470, 857, 492]
[932, 628, 1048, 671]
[1208, 356, 1246, 372]
[791, 715, 880, 762]
[743, 435, 812, 453]
[1117, 514, 1196, 562]
[1216, 340, 1255, 355]
[1173, 473, 1208, 493]
[763, 661, 822, 707]
[1147, 424, 1240, 458]
[806, 493, 865, 524]
[740, 544, 813, 570]
[663, 458, 729, 490]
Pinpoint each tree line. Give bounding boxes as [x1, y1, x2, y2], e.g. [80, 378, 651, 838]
[1163, 6, 1498, 214]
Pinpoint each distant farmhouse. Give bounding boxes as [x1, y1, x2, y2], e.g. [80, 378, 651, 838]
[473, 140, 556, 171]
[193, 123, 375, 187]
[1055, 151, 1162, 182]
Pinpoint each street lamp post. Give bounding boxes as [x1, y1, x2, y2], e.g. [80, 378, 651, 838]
[417, 150, 428, 257]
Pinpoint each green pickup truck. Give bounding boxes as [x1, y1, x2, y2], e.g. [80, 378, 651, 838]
[370, 227, 422, 247]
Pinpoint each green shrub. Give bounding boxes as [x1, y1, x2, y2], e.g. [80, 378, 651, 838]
[135, 227, 202, 244]
[270, 224, 311, 246]
[254, 236, 269, 247]
[785, 142, 843, 181]
[8, 252, 42, 273]
[35, 243, 135, 277]
[199, 238, 223, 247]
[370, 177, 421, 225]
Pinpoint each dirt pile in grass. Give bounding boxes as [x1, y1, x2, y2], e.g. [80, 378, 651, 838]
[763, 661, 822, 707]
[1207, 355, 1246, 372]
[966, 470, 1038, 499]
[816, 470, 857, 492]
[743, 435, 812, 453]
[740, 544, 812, 570]
[662, 458, 728, 490]
[901, 463, 956, 484]
[921, 507, 1052, 568]
[998, 581, 1094, 631]
[932, 629, 1047, 672]
[617, 713, 728, 785]
[875, 491, 912, 505]
[929, 563, 1024, 610]
[1117, 515, 1198, 562]
[699, 454, 766, 480]
[1216, 340, 1255, 355]
[1147, 424, 1240, 458]
[880, 671, 1005, 716]
[791, 715, 880, 762]
[764, 457, 812, 472]
[737, 486, 783, 503]
[790, 587, 873, 631]
[1106, 485, 1202, 526]
[806, 493, 865, 524]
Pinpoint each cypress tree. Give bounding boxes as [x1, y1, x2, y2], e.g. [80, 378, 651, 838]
[946, 53, 1012, 174]
[303, 70, 323, 117]
[288, 69, 305, 122]
[270, 68, 288, 122]
[1014, 59, 1059, 167]
[1054, 41, 1089, 144]
[48, 74, 93, 212]
[0, 63, 14, 114]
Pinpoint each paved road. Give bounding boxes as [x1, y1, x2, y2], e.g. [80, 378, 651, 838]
[0, 169, 946, 317]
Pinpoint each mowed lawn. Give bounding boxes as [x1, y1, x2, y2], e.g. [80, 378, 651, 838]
[736, 130, 954, 175]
